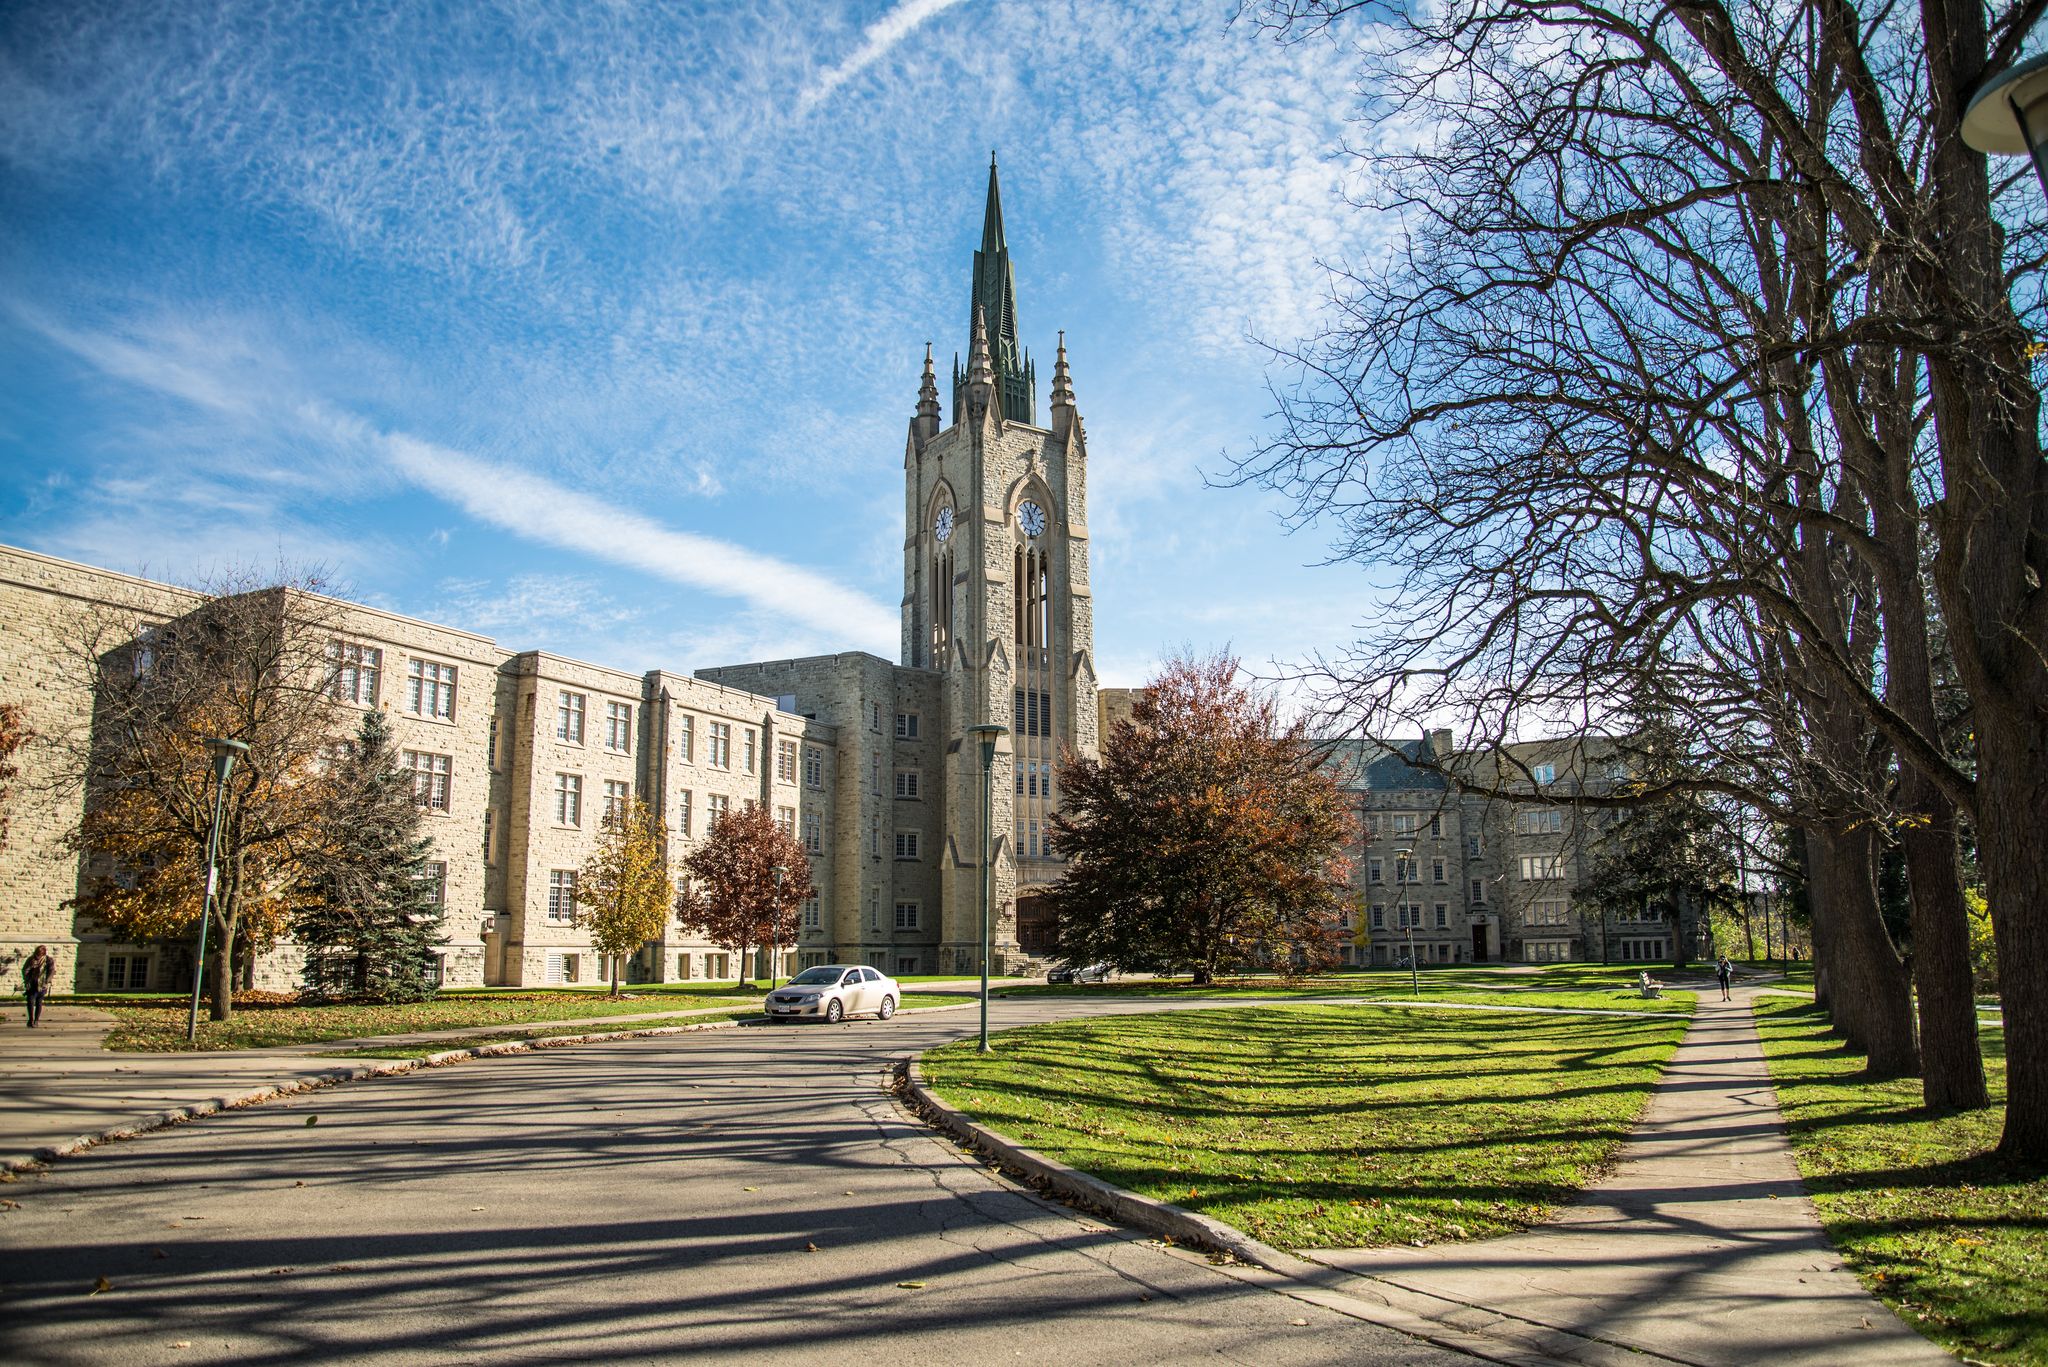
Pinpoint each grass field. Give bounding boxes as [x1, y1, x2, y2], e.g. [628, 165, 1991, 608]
[999, 963, 1696, 1014]
[82, 986, 969, 1052]
[922, 1000, 1689, 1251]
[1755, 997, 2042, 1366]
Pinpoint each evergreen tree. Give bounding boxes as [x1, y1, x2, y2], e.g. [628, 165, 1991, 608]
[295, 709, 445, 1001]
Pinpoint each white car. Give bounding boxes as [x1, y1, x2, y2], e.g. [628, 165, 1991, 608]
[764, 965, 900, 1023]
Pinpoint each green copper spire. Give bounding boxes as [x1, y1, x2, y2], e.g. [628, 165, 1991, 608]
[953, 153, 1036, 425]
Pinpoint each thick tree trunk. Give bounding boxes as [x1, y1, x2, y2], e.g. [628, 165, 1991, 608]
[1900, 783, 1989, 1112]
[1917, 0, 2048, 1165]
[209, 920, 235, 1023]
[1977, 726, 2048, 1158]
[1808, 823, 1917, 1079]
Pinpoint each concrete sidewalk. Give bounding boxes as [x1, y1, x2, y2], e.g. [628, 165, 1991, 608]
[1297, 988, 1952, 1365]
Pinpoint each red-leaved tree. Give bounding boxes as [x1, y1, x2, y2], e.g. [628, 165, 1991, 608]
[1048, 651, 1351, 984]
[674, 802, 815, 987]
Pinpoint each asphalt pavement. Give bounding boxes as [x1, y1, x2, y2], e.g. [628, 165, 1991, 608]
[0, 995, 1479, 1366]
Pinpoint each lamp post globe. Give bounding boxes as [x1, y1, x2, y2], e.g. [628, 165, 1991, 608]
[1963, 52, 2048, 202]
[966, 723, 1009, 1053]
[186, 737, 250, 1044]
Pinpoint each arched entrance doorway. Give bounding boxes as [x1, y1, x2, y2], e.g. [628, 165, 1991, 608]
[1015, 893, 1057, 957]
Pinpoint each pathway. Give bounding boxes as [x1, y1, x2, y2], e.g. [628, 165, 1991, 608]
[1296, 987, 1952, 1365]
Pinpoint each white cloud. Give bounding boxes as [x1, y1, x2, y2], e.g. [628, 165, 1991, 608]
[797, 0, 974, 114]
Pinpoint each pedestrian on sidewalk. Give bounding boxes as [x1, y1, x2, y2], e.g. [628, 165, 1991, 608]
[1715, 955, 1733, 1002]
[21, 945, 53, 1027]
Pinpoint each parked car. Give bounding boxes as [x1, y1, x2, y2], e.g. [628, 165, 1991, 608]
[1046, 964, 1078, 984]
[1071, 962, 1112, 984]
[764, 965, 900, 1023]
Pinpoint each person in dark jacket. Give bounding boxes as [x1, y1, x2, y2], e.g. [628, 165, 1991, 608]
[1715, 955, 1734, 1002]
[21, 945, 53, 1027]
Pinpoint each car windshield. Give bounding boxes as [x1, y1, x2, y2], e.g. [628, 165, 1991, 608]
[786, 968, 847, 987]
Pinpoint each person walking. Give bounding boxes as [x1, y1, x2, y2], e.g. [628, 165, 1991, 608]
[21, 945, 53, 1027]
[1715, 954, 1733, 1002]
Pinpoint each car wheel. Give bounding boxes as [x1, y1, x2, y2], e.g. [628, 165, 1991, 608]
[877, 995, 895, 1020]
[825, 997, 845, 1024]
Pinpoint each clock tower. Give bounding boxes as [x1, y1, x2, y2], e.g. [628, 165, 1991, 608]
[901, 156, 1097, 971]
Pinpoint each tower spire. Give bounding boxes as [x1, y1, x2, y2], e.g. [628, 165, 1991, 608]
[1049, 330, 1075, 439]
[955, 153, 1036, 426]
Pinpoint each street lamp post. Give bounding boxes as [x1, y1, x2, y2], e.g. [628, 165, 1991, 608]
[1397, 847, 1418, 993]
[770, 864, 788, 988]
[187, 737, 250, 1045]
[967, 723, 1008, 1053]
[1964, 53, 2048, 201]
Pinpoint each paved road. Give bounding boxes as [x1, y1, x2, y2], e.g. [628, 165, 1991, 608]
[0, 996, 1476, 1366]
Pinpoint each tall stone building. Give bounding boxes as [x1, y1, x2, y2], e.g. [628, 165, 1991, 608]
[703, 155, 1096, 973]
[0, 160, 1091, 991]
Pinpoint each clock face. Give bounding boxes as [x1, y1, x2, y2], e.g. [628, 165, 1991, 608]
[934, 506, 954, 543]
[1017, 500, 1047, 539]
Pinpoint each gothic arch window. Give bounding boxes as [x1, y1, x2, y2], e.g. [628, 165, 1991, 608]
[927, 487, 957, 671]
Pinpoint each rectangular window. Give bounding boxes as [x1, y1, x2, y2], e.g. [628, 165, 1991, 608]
[1396, 857, 1419, 884]
[1470, 878, 1486, 903]
[871, 703, 883, 732]
[424, 861, 448, 907]
[557, 691, 586, 743]
[1528, 898, 1570, 926]
[1516, 808, 1565, 835]
[1520, 853, 1566, 880]
[1368, 857, 1383, 884]
[328, 641, 382, 706]
[547, 870, 578, 922]
[1434, 903, 1448, 929]
[1467, 834, 1484, 858]
[894, 901, 920, 930]
[804, 746, 823, 789]
[488, 720, 501, 771]
[545, 951, 581, 983]
[406, 659, 457, 719]
[743, 729, 758, 774]
[1370, 905, 1385, 929]
[870, 754, 882, 796]
[676, 713, 695, 763]
[1432, 857, 1447, 883]
[803, 811, 822, 853]
[776, 738, 798, 783]
[483, 810, 495, 863]
[707, 793, 730, 827]
[554, 772, 583, 826]
[107, 954, 151, 991]
[802, 897, 821, 930]
[895, 769, 920, 799]
[402, 750, 452, 812]
[1362, 812, 1379, 839]
[606, 701, 633, 753]
[707, 721, 731, 769]
[1389, 813, 1421, 838]
[895, 712, 919, 739]
[676, 789, 692, 837]
[1012, 688, 1051, 737]
[1531, 762, 1557, 784]
[894, 830, 921, 861]
[603, 779, 632, 825]
[1428, 814, 1443, 838]
[776, 805, 797, 838]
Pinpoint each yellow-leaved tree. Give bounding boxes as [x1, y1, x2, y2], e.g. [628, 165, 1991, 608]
[576, 797, 675, 996]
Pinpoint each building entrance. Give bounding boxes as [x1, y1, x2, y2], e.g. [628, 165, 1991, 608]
[1016, 893, 1057, 956]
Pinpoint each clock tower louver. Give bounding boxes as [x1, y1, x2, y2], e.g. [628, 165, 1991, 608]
[903, 156, 1097, 971]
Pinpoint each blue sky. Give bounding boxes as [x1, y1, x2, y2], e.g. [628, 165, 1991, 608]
[0, 0, 1396, 687]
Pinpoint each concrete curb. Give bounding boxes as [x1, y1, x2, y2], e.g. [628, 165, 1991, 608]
[2, 1000, 983, 1176]
[900, 1056, 1671, 1367]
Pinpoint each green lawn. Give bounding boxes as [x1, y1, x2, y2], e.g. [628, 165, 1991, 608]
[87, 987, 967, 1052]
[922, 1000, 1690, 1251]
[1755, 997, 2043, 1366]
[999, 965, 1694, 1015]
